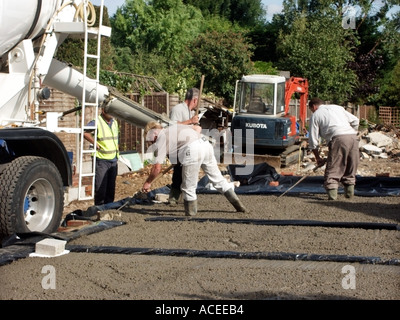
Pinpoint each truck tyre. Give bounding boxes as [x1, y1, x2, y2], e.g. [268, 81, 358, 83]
[0, 156, 64, 239]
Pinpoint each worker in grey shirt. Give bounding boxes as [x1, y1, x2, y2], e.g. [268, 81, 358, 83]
[308, 97, 359, 200]
[167, 88, 200, 206]
[170, 88, 200, 125]
[142, 121, 247, 216]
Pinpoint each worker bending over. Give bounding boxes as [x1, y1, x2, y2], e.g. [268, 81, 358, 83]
[142, 121, 248, 216]
[308, 98, 359, 200]
[167, 88, 200, 206]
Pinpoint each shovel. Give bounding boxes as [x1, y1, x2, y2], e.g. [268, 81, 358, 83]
[277, 161, 325, 199]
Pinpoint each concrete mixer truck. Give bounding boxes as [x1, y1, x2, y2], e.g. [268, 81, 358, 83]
[0, 0, 171, 241]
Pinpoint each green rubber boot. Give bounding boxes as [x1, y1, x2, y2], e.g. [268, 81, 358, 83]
[344, 184, 354, 199]
[168, 187, 181, 207]
[224, 189, 248, 213]
[184, 200, 197, 216]
[327, 189, 338, 200]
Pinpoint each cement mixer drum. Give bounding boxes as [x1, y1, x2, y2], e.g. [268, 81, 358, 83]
[0, 0, 62, 57]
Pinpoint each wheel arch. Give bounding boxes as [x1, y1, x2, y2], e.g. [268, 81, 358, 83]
[0, 127, 72, 187]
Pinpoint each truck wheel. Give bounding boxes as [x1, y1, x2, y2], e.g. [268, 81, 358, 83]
[0, 156, 64, 239]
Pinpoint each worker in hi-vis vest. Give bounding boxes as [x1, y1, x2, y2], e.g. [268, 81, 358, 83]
[84, 108, 119, 205]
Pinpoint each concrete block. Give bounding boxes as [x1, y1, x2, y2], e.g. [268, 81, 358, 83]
[367, 132, 393, 148]
[35, 238, 67, 257]
[362, 144, 382, 155]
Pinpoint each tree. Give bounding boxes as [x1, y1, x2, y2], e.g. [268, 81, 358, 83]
[277, 0, 400, 105]
[372, 9, 400, 106]
[246, 16, 285, 63]
[343, 1, 399, 104]
[277, 14, 357, 104]
[111, 0, 203, 61]
[186, 30, 254, 104]
[109, 0, 259, 97]
[348, 51, 384, 104]
[183, 0, 266, 27]
[377, 59, 400, 106]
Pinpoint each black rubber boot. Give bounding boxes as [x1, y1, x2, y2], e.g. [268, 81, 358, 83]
[224, 189, 248, 213]
[168, 187, 181, 207]
[184, 200, 197, 216]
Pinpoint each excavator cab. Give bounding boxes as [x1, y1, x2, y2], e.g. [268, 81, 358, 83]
[231, 74, 308, 166]
[232, 75, 294, 150]
[235, 75, 285, 116]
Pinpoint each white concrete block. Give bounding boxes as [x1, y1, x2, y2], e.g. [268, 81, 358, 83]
[367, 132, 393, 148]
[35, 239, 67, 257]
[362, 144, 382, 155]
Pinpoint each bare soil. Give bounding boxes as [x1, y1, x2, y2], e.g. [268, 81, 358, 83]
[0, 157, 399, 302]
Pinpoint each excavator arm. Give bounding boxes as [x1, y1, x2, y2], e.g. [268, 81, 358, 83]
[284, 77, 309, 133]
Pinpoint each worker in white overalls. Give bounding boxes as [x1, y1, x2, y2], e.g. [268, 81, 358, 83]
[142, 121, 248, 216]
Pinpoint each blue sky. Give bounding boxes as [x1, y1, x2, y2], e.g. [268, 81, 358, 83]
[91, 0, 283, 21]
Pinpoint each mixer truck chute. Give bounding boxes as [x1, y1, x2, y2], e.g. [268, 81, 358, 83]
[0, 1, 171, 241]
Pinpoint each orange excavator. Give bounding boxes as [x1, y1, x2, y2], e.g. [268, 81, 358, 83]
[231, 75, 309, 167]
[284, 76, 309, 135]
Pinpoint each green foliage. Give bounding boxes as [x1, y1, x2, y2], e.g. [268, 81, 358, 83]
[359, 118, 368, 129]
[111, 47, 136, 74]
[367, 107, 380, 124]
[186, 30, 254, 104]
[246, 19, 284, 62]
[54, 1, 400, 108]
[278, 0, 400, 106]
[369, 10, 400, 106]
[99, 70, 142, 93]
[111, 0, 203, 61]
[202, 14, 243, 33]
[277, 14, 357, 104]
[108, 0, 209, 94]
[374, 60, 400, 106]
[108, 0, 257, 100]
[183, 0, 267, 27]
[252, 61, 278, 74]
[55, 5, 114, 76]
[55, 38, 84, 67]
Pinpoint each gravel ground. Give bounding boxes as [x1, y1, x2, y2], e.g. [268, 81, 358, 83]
[0, 158, 399, 304]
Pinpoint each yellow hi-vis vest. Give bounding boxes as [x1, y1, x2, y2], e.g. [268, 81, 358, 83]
[96, 115, 119, 160]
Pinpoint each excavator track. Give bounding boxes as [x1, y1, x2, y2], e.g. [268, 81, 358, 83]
[225, 143, 305, 170]
[224, 152, 281, 170]
[280, 144, 305, 167]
